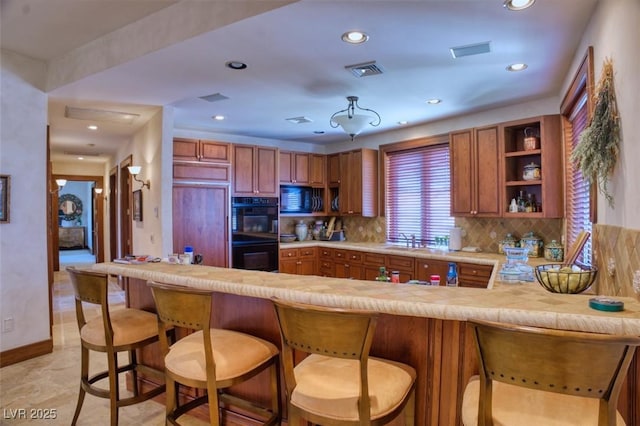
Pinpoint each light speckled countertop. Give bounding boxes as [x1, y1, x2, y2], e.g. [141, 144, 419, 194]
[92, 242, 640, 336]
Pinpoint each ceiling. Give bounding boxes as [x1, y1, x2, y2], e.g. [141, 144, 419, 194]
[1, 0, 598, 163]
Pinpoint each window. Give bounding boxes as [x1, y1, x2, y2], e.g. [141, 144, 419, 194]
[383, 137, 454, 245]
[561, 47, 594, 265]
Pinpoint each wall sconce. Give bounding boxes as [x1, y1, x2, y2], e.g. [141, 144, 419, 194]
[128, 166, 150, 190]
[51, 178, 67, 194]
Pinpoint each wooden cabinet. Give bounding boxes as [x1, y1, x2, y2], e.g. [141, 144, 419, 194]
[59, 226, 86, 249]
[329, 149, 378, 217]
[173, 184, 229, 268]
[457, 262, 492, 288]
[414, 258, 450, 285]
[363, 252, 414, 283]
[233, 145, 278, 196]
[173, 138, 230, 163]
[327, 153, 341, 186]
[450, 126, 501, 217]
[318, 247, 335, 277]
[501, 115, 563, 218]
[279, 151, 310, 185]
[309, 154, 326, 187]
[279, 247, 317, 275]
[334, 249, 363, 279]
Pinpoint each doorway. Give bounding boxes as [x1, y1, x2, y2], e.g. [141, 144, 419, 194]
[50, 174, 104, 271]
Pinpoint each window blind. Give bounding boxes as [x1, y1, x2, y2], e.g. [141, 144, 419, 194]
[386, 144, 454, 244]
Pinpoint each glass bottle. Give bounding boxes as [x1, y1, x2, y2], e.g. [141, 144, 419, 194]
[446, 263, 458, 287]
[525, 194, 533, 212]
[518, 190, 526, 212]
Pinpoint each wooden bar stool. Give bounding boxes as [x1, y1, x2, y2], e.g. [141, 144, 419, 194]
[148, 281, 280, 426]
[67, 267, 166, 426]
[462, 319, 640, 426]
[272, 298, 416, 426]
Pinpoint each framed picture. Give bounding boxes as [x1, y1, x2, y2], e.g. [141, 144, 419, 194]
[133, 189, 143, 221]
[0, 175, 10, 223]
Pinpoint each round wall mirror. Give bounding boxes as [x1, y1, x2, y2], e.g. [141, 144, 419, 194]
[58, 194, 83, 222]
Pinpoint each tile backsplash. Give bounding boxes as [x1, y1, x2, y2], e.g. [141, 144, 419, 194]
[593, 224, 640, 298]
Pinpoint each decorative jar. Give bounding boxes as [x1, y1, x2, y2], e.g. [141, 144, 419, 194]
[520, 231, 543, 258]
[295, 220, 308, 241]
[498, 233, 518, 254]
[522, 162, 541, 181]
[544, 240, 564, 262]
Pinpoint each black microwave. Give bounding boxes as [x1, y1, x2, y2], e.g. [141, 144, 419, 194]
[280, 185, 312, 213]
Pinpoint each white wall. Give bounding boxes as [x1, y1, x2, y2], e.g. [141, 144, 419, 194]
[562, 0, 640, 230]
[0, 50, 49, 352]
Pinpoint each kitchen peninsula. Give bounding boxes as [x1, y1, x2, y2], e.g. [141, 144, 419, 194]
[93, 248, 640, 426]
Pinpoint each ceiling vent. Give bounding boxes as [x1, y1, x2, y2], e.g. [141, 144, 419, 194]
[450, 41, 491, 58]
[286, 116, 313, 124]
[345, 61, 384, 78]
[199, 92, 230, 103]
[63, 151, 102, 157]
[65, 106, 139, 124]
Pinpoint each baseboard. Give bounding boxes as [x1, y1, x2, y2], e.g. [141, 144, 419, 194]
[0, 338, 53, 367]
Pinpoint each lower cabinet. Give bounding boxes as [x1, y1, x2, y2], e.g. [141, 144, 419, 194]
[334, 249, 363, 279]
[279, 247, 317, 275]
[318, 247, 335, 277]
[457, 262, 493, 288]
[415, 258, 450, 284]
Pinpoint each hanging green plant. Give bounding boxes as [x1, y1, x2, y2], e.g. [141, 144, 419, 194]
[571, 57, 620, 208]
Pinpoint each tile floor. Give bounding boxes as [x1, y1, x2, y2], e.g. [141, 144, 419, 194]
[0, 266, 207, 425]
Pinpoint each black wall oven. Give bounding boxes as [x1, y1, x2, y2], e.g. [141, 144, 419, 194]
[231, 197, 279, 272]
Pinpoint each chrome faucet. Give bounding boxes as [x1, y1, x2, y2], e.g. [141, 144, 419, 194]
[400, 233, 416, 248]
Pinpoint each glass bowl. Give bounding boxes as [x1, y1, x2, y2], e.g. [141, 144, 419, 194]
[534, 264, 597, 294]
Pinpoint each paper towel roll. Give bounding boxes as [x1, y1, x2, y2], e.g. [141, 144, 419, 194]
[449, 227, 462, 251]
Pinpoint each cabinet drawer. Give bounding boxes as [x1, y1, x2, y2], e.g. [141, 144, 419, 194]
[319, 248, 333, 259]
[386, 255, 414, 271]
[280, 249, 298, 259]
[173, 163, 230, 182]
[458, 263, 493, 279]
[364, 252, 385, 266]
[298, 247, 317, 257]
[345, 250, 362, 264]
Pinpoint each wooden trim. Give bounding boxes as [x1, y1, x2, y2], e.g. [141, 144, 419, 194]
[0, 339, 53, 367]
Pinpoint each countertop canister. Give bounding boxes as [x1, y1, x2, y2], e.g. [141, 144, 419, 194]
[544, 240, 564, 262]
[521, 231, 543, 258]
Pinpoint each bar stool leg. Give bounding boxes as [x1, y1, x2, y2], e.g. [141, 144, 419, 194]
[71, 347, 89, 425]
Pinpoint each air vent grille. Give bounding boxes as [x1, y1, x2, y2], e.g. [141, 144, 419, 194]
[286, 116, 313, 124]
[65, 106, 139, 124]
[345, 61, 384, 77]
[450, 41, 491, 58]
[199, 93, 230, 103]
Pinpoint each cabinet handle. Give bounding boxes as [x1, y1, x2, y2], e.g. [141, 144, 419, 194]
[297, 261, 302, 265]
[422, 264, 429, 269]
[287, 253, 293, 257]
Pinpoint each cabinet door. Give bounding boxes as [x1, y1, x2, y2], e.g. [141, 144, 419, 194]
[298, 257, 317, 275]
[233, 145, 256, 195]
[200, 141, 230, 163]
[309, 154, 326, 186]
[279, 151, 293, 183]
[173, 138, 200, 161]
[475, 126, 501, 216]
[279, 258, 299, 274]
[173, 184, 228, 267]
[450, 127, 500, 217]
[450, 130, 475, 216]
[255, 146, 278, 196]
[327, 154, 341, 185]
[293, 152, 310, 184]
[414, 258, 450, 284]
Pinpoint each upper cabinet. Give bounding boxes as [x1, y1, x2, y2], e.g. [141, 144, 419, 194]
[450, 125, 501, 217]
[501, 115, 563, 218]
[328, 148, 378, 217]
[309, 154, 326, 187]
[233, 144, 278, 197]
[173, 137, 230, 163]
[279, 151, 310, 185]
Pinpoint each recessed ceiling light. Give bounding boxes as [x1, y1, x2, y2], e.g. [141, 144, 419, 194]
[225, 61, 247, 70]
[77, 157, 84, 160]
[341, 31, 369, 44]
[506, 63, 528, 72]
[87, 125, 98, 130]
[503, 0, 535, 11]
[212, 115, 225, 121]
[426, 99, 442, 105]
[397, 121, 409, 126]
